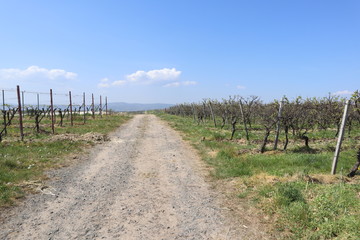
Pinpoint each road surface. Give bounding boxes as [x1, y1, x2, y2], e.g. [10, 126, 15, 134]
[0, 114, 268, 239]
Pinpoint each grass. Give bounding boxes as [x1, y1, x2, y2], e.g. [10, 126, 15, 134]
[158, 113, 360, 239]
[0, 113, 132, 206]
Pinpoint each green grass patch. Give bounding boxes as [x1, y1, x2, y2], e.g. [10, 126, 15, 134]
[158, 113, 360, 239]
[0, 114, 132, 206]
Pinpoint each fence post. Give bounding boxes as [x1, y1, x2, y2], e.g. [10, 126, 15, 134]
[191, 103, 196, 122]
[274, 98, 284, 150]
[105, 97, 108, 115]
[100, 95, 102, 117]
[92, 93, 95, 119]
[239, 99, 250, 143]
[83, 92, 86, 124]
[16, 86, 24, 141]
[2, 90, 6, 136]
[331, 100, 350, 175]
[21, 91, 25, 117]
[208, 100, 216, 127]
[37, 93, 40, 110]
[202, 102, 207, 122]
[2, 90, 4, 111]
[69, 91, 73, 126]
[50, 89, 55, 134]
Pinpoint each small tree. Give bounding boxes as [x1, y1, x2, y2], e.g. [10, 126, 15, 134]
[257, 102, 278, 153]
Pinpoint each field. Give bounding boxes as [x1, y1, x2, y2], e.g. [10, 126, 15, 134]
[0, 113, 132, 206]
[158, 111, 360, 239]
[1, 94, 360, 239]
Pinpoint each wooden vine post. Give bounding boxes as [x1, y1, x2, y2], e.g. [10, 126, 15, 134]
[21, 91, 25, 117]
[69, 91, 73, 126]
[50, 89, 55, 134]
[16, 85, 24, 141]
[2, 89, 6, 136]
[100, 95, 102, 117]
[105, 96, 108, 115]
[2, 89, 4, 111]
[37, 93, 40, 110]
[192, 103, 198, 123]
[208, 100, 217, 127]
[331, 100, 350, 175]
[91, 93, 95, 119]
[238, 99, 250, 143]
[274, 98, 284, 150]
[83, 92, 86, 124]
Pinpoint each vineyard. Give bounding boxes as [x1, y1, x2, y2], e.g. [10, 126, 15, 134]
[165, 91, 360, 176]
[160, 91, 360, 239]
[0, 85, 133, 208]
[1, 85, 112, 142]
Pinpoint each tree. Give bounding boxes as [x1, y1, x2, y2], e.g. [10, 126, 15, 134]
[257, 102, 278, 153]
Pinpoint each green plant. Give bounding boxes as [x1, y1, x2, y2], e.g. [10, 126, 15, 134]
[275, 183, 305, 206]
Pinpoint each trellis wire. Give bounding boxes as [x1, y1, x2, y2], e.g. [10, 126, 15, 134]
[1, 85, 109, 141]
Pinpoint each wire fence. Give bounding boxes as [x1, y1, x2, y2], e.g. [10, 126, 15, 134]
[1, 85, 110, 141]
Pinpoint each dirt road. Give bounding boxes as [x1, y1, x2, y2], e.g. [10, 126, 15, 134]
[0, 114, 267, 239]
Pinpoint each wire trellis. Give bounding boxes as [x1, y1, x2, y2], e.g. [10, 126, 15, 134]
[0, 85, 109, 142]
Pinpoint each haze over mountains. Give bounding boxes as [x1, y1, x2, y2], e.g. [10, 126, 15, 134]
[107, 102, 173, 112]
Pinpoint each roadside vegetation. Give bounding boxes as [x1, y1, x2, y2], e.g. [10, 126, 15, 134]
[0, 113, 132, 207]
[158, 93, 360, 239]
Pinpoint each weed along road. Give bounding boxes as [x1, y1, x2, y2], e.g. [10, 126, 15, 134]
[0, 114, 266, 239]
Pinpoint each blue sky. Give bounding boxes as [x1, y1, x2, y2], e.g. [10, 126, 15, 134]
[0, 0, 359, 104]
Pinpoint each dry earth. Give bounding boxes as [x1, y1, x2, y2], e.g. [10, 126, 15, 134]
[0, 114, 269, 240]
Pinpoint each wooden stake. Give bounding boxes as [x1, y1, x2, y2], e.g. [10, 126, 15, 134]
[37, 93, 40, 110]
[83, 92, 86, 124]
[100, 95, 102, 117]
[92, 93, 95, 119]
[274, 98, 284, 150]
[105, 97, 108, 115]
[331, 100, 350, 174]
[2, 90, 6, 136]
[50, 89, 55, 134]
[16, 86, 24, 141]
[69, 91, 73, 126]
[21, 91, 25, 117]
[239, 99, 249, 143]
[208, 101, 217, 127]
[191, 103, 196, 122]
[2, 89, 4, 111]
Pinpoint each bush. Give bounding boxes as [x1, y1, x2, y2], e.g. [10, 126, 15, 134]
[275, 183, 305, 206]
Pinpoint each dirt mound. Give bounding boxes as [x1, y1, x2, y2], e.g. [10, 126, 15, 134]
[49, 132, 110, 143]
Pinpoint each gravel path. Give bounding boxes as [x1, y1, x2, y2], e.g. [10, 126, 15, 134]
[0, 114, 267, 239]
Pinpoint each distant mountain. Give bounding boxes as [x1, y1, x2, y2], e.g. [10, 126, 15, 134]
[107, 102, 174, 112]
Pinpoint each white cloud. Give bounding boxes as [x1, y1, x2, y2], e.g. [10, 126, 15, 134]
[237, 85, 246, 89]
[98, 78, 128, 88]
[98, 68, 183, 88]
[126, 68, 181, 84]
[183, 81, 197, 86]
[332, 90, 353, 96]
[97, 78, 111, 88]
[163, 81, 197, 88]
[163, 82, 181, 88]
[0, 66, 77, 80]
[112, 80, 127, 86]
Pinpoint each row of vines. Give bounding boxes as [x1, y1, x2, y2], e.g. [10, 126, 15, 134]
[165, 91, 360, 176]
[1, 86, 112, 142]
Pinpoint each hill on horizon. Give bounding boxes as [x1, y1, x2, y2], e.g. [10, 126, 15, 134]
[107, 102, 174, 112]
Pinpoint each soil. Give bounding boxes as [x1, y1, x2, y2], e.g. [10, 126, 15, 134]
[0, 114, 270, 240]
